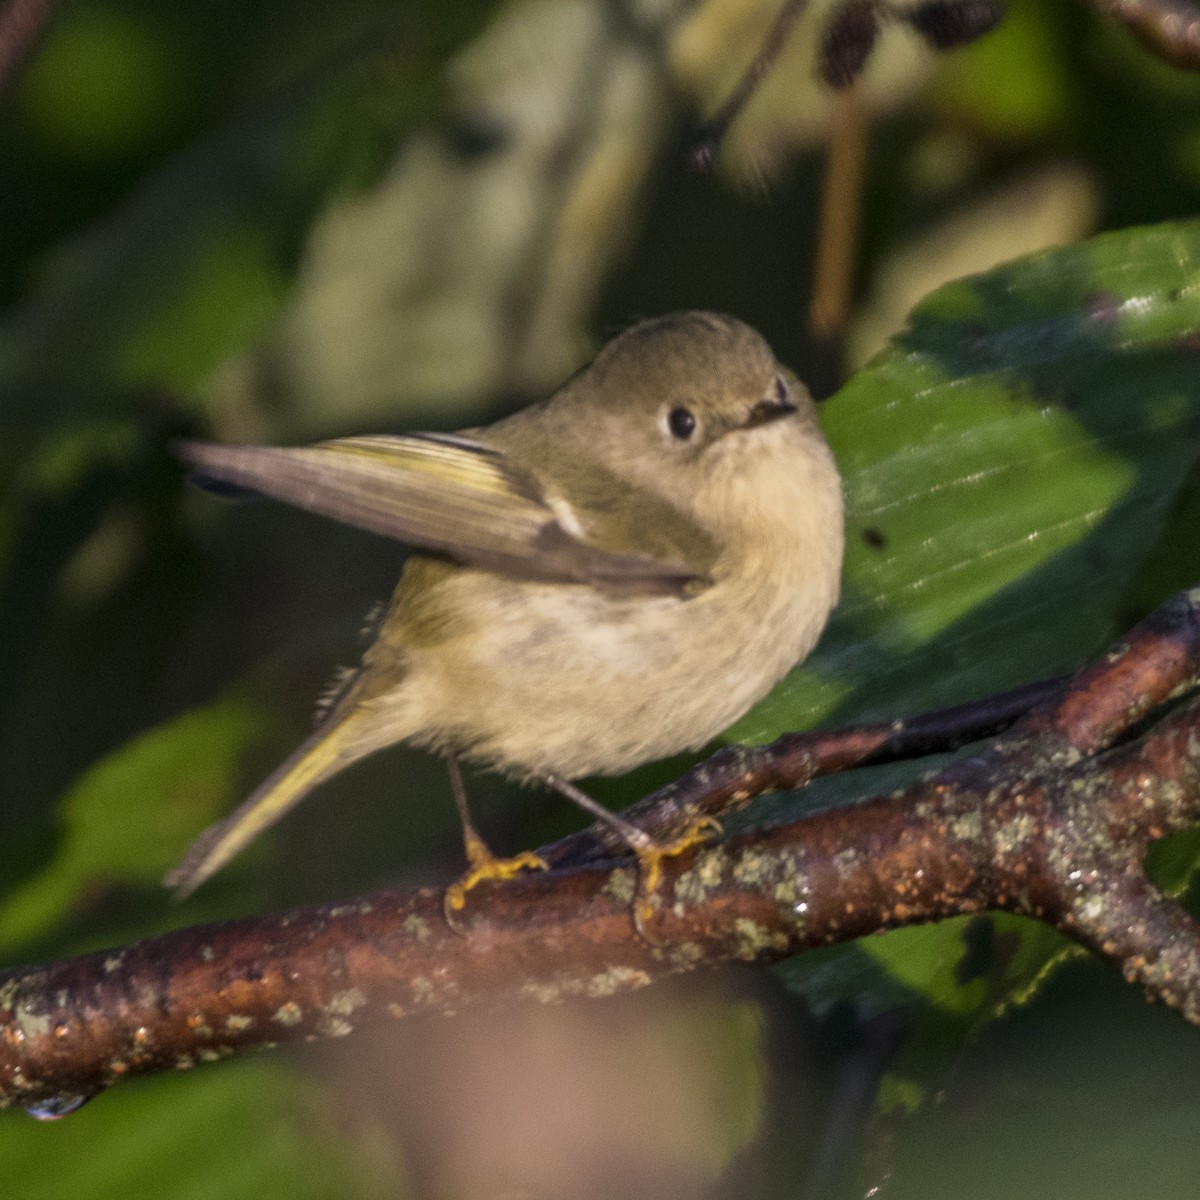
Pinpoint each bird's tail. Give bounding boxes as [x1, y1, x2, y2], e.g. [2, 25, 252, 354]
[164, 702, 371, 899]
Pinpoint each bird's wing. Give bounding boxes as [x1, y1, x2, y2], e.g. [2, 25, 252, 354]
[177, 434, 706, 594]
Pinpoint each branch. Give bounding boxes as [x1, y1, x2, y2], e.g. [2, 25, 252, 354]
[3, 588, 1200, 1115]
[691, 0, 1200, 171]
[542, 671, 1069, 869]
[1088, 0, 1200, 70]
[0, 0, 55, 97]
[690, 0, 1004, 169]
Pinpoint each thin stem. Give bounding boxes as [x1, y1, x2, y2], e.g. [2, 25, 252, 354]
[809, 86, 869, 341]
[691, 0, 810, 169]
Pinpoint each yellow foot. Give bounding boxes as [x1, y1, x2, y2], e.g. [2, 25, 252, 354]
[443, 849, 549, 931]
[632, 816, 723, 940]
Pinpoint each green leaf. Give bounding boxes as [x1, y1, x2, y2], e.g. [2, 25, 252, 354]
[18, 8, 189, 161]
[883, 957, 1200, 1199]
[738, 219, 1200, 738]
[0, 697, 272, 957]
[0, 1061, 402, 1200]
[735, 219, 1200, 1078]
[927, 0, 1076, 137]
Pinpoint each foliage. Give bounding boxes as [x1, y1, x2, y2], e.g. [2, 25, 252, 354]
[1, 0, 1199, 1196]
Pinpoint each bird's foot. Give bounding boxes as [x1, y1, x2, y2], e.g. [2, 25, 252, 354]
[443, 832, 548, 931]
[631, 816, 723, 941]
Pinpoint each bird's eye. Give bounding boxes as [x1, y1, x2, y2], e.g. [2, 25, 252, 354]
[774, 374, 789, 406]
[667, 406, 697, 440]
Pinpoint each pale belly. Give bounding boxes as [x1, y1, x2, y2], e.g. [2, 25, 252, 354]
[395, 560, 835, 780]
[353, 412, 844, 782]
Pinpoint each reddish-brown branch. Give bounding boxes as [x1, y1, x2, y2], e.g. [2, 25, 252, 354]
[1063, 873, 1200, 1023]
[0, 785, 994, 1116]
[1021, 589, 1200, 753]
[3, 588, 1200, 1114]
[545, 672, 1069, 869]
[0, 0, 55, 96]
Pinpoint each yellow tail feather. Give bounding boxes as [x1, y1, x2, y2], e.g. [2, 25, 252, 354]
[164, 712, 363, 899]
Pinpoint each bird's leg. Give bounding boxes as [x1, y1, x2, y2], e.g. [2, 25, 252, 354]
[542, 774, 722, 938]
[442, 756, 547, 923]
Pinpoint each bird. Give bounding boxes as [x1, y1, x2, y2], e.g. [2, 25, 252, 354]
[164, 311, 844, 926]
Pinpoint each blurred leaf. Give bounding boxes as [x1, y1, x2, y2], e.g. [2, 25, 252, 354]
[883, 958, 1200, 1200]
[18, 8, 188, 162]
[0, 1061, 403, 1200]
[782, 914, 1069, 1023]
[0, 697, 272, 957]
[926, 0, 1076, 137]
[113, 219, 290, 393]
[209, 0, 686, 437]
[20, 420, 143, 498]
[0, 51, 436, 470]
[849, 163, 1100, 365]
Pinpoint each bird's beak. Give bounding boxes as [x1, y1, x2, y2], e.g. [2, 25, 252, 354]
[745, 394, 798, 428]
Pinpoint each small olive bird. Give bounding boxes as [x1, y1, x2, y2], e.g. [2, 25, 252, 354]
[165, 312, 844, 924]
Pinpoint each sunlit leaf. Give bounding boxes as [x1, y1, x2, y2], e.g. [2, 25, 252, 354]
[734, 219, 1200, 1076]
[739, 219, 1200, 738]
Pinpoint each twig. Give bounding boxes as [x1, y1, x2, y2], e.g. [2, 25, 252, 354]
[543, 672, 1070, 869]
[690, 0, 811, 170]
[689, 0, 1004, 168]
[2, 588, 1200, 1115]
[809, 86, 869, 342]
